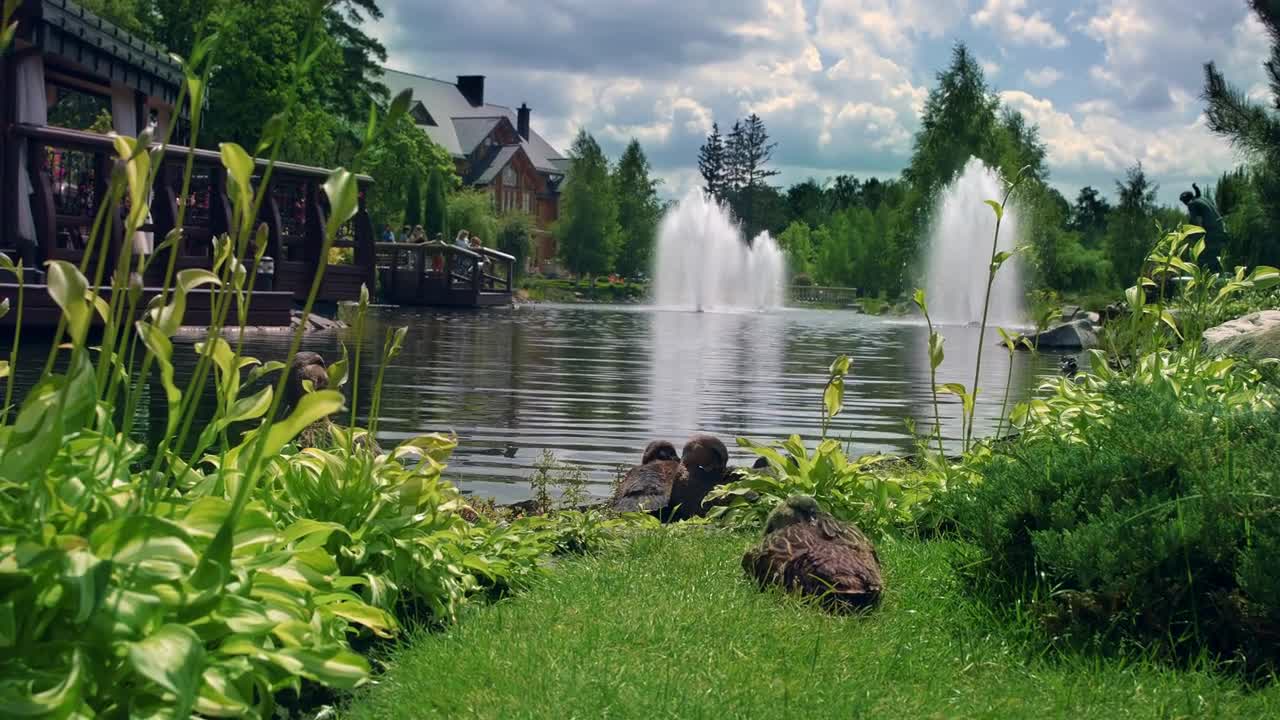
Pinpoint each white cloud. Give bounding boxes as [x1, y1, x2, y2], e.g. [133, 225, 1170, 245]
[1024, 67, 1062, 88]
[981, 57, 1002, 77]
[972, 0, 1069, 48]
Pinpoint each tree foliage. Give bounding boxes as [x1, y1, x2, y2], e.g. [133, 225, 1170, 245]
[425, 166, 450, 241]
[356, 114, 457, 231]
[448, 189, 499, 246]
[697, 122, 727, 200]
[556, 130, 621, 277]
[613, 140, 662, 278]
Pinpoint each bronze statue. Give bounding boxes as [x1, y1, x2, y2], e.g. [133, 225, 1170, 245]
[1180, 183, 1228, 273]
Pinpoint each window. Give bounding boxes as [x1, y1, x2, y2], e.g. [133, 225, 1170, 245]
[502, 165, 516, 186]
[47, 84, 112, 132]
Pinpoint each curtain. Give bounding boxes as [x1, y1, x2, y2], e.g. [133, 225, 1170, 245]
[15, 55, 47, 245]
[111, 84, 153, 255]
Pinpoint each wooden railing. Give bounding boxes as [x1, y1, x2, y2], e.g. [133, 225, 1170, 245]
[374, 242, 514, 306]
[789, 285, 861, 307]
[4, 123, 375, 302]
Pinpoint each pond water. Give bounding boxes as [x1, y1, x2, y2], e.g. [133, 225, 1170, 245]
[4, 304, 1064, 502]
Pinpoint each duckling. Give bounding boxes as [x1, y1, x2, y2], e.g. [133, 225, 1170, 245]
[742, 495, 883, 610]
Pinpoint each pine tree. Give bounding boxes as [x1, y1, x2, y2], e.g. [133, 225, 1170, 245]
[697, 123, 727, 199]
[724, 120, 746, 195]
[556, 130, 621, 278]
[905, 43, 1000, 198]
[733, 113, 780, 237]
[614, 139, 662, 278]
[1203, 0, 1280, 163]
[404, 173, 422, 228]
[424, 166, 449, 240]
[1106, 163, 1160, 282]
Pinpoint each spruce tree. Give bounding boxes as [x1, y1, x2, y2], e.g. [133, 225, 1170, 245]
[697, 123, 727, 199]
[733, 113, 780, 237]
[614, 139, 662, 278]
[404, 173, 422, 228]
[424, 167, 449, 240]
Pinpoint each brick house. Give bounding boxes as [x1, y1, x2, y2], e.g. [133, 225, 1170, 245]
[381, 69, 567, 273]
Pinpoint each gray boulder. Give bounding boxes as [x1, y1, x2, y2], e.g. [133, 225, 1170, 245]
[1020, 318, 1099, 350]
[1203, 311, 1280, 360]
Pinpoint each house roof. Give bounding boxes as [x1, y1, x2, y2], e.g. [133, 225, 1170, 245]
[452, 117, 502, 155]
[466, 145, 522, 186]
[23, 0, 183, 103]
[380, 68, 566, 176]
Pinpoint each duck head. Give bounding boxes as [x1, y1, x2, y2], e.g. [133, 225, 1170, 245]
[642, 440, 679, 464]
[681, 435, 728, 485]
[764, 495, 821, 534]
[287, 352, 329, 406]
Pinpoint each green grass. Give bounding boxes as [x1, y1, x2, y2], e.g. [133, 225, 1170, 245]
[343, 529, 1280, 719]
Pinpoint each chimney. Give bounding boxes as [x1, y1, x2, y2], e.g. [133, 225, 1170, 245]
[517, 103, 531, 141]
[457, 75, 485, 107]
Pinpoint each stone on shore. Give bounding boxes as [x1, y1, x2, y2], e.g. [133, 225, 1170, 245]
[1203, 311, 1280, 360]
[1019, 318, 1099, 350]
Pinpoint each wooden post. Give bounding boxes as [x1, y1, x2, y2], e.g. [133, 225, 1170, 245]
[29, 138, 55, 267]
[413, 244, 426, 302]
[259, 186, 284, 287]
[210, 165, 233, 242]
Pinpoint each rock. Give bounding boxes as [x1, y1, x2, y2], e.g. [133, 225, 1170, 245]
[1084, 311, 1102, 325]
[1019, 318, 1098, 350]
[289, 310, 347, 333]
[1060, 304, 1082, 321]
[1202, 311, 1280, 360]
[1102, 302, 1128, 322]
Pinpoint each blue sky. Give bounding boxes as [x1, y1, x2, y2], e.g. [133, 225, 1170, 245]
[372, 0, 1271, 205]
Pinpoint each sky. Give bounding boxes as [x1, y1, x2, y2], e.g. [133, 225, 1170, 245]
[371, 0, 1273, 206]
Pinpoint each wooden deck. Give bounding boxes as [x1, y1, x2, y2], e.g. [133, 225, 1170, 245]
[0, 282, 293, 329]
[2, 125, 377, 324]
[375, 242, 515, 307]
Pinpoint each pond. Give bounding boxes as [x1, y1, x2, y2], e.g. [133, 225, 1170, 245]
[4, 304, 1064, 502]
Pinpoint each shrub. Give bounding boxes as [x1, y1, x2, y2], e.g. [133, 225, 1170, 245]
[953, 380, 1280, 669]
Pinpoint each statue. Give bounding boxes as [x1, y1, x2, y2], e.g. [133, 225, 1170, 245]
[1180, 183, 1228, 273]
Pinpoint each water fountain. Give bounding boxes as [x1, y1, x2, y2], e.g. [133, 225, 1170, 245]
[652, 190, 787, 311]
[924, 158, 1025, 327]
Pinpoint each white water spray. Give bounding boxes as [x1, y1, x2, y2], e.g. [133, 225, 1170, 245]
[652, 190, 786, 311]
[925, 158, 1025, 326]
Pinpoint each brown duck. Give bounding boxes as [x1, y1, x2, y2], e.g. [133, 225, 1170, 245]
[742, 495, 883, 610]
[610, 435, 730, 521]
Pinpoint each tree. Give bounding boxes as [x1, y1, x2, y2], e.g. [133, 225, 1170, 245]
[1106, 163, 1160, 283]
[724, 120, 746, 194]
[1203, 0, 1280, 164]
[404, 173, 422, 228]
[498, 212, 533, 278]
[556, 130, 621, 278]
[906, 42, 1000, 198]
[729, 114, 780, 237]
[697, 123, 727, 200]
[448, 189, 499, 245]
[356, 113, 456, 231]
[777, 221, 816, 277]
[425, 166, 449, 241]
[1068, 186, 1112, 247]
[613, 139, 662, 278]
[786, 179, 828, 229]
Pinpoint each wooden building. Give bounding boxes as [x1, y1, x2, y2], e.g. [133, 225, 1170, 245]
[0, 1, 411, 326]
[381, 69, 568, 274]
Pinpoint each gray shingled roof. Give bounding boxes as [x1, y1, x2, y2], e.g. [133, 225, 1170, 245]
[452, 117, 502, 155]
[380, 68, 566, 175]
[470, 145, 522, 186]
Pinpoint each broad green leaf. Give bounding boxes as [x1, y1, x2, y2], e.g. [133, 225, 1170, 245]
[983, 199, 1003, 221]
[90, 516, 199, 568]
[0, 601, 14, 648]
[281, 518, 350, 548]
[323, 169, 359, 239]
[223, 385, 272, 425]
[0, 648, 85, 717]
[150, 268, 221, 336]
[1124, 284, 1145, 310]
[45, 260, 92, 342]
[128, 624, 205, 719]
[928, 332, 945, 370]
[195, 664, 251, 718]
[322, 600, 397, 638]
[910, 288, 927, 313]
[386, 88, 413, 129]
[246, 360, 286, 385]
[0, 380, 62, 481]
[0, 297, 8, 318]
[823, 377, 844, 420]
[0, 361, 6, 381]
[829, 355, 851, 378]
[219, 143, 254, 203]
[328, 343, 350, 389]
[137, 322, 182, 436]
[234, 390, 344, 468]
[990, 250, 1015, 273]
[62, 549, 111, 624]
[258, 647, 369, 689]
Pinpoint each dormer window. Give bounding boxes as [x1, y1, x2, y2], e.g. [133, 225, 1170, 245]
[410, 102, 437, 126]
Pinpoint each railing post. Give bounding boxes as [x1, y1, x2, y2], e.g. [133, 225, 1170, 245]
[259, 181, 284, 286]
[29, 139, 55, 267]
[210, 166, 233, 243]
[354, 184, 375, 294]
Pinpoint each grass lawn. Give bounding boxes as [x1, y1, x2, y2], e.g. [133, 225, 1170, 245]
[342, 528, 1280, 719]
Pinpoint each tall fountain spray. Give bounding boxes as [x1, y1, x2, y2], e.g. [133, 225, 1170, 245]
[924, 158, 1025, 327]
[652, 190, 786, 311]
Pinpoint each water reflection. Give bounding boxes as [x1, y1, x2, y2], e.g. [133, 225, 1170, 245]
[2, 305, 1061, 502]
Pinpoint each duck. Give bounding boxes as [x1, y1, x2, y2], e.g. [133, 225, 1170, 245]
[610, 435, 732, 521]
[287, 351, 330, 407]
[742, 495, 883, 610]
[610, 440, 688, 516]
